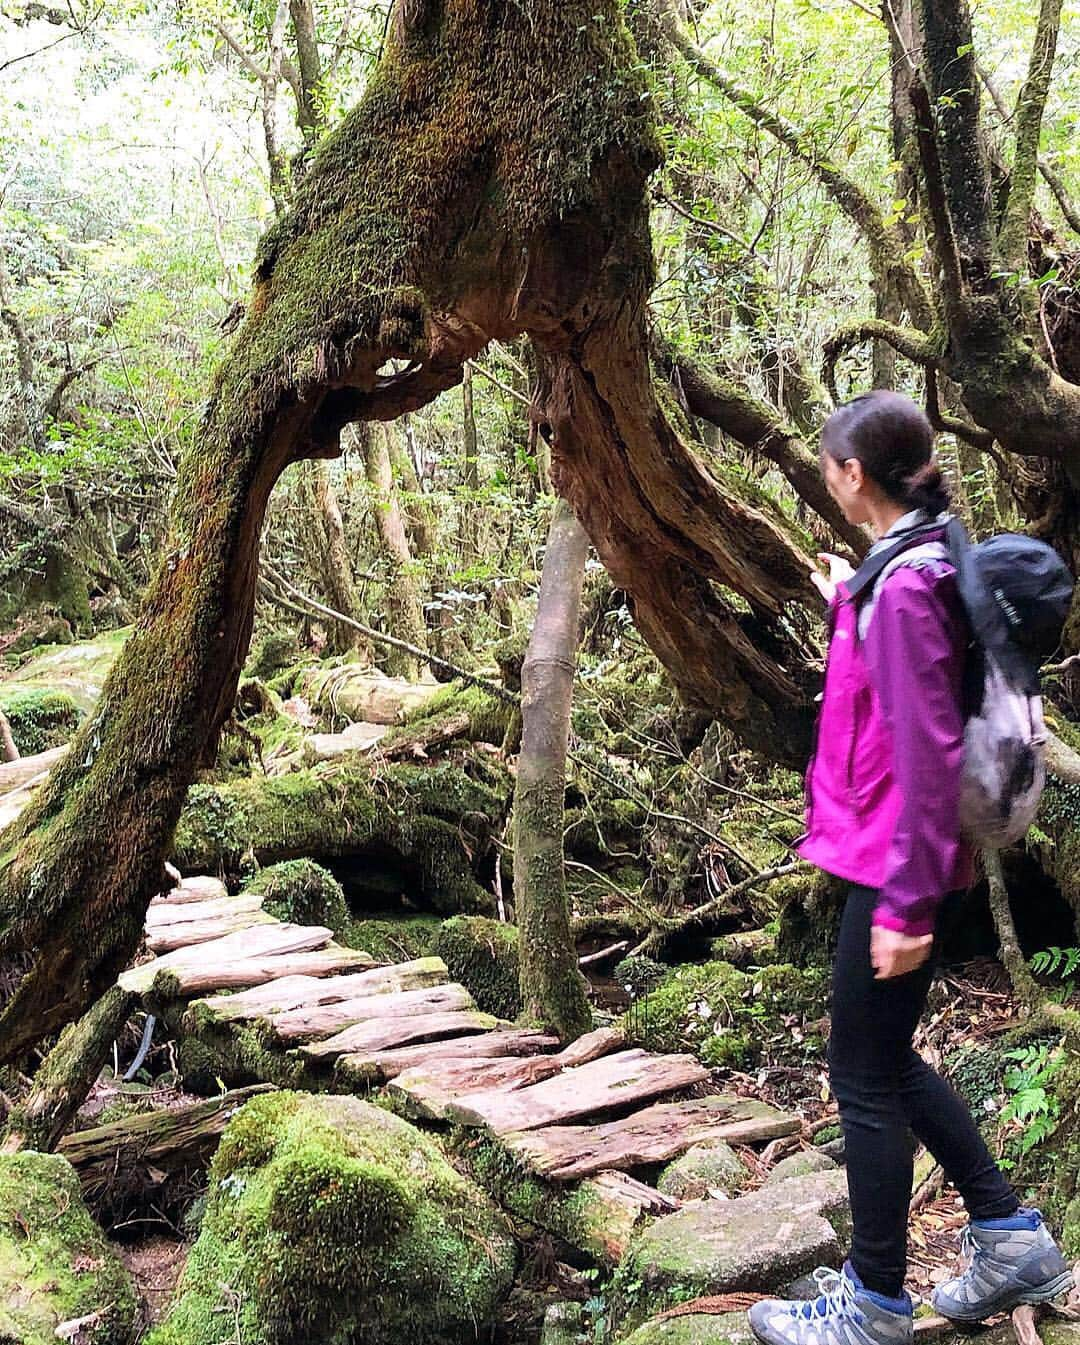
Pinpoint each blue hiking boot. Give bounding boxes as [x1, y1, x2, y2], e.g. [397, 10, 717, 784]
[931, 1209, 1074, 1323]
[748, 1263, 913, 1345]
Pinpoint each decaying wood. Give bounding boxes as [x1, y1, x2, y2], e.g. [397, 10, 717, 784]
[500, 1094, 801, 1179]
[553, 1024, 624, 1068]
[118, 923, 359, 996]
[563, 1170, 679, 1265]
[269, 982, 475, 1041]
[302, 1008, 501, 1059]
[390, 1054, 566, 1119]
[448, 1048, 710, 1134]
[59, 1084, 274, 1211]
[149, 943, 376, 997]
[145, 891, 265, 927]
[152, 876, 229, 905]
[193, 957, 444, 1022]
[0, 744, 67, 796]
[333, 1029, 562, 1085]
[147, 908, 275, 954]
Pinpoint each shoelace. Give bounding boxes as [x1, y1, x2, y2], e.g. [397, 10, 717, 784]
[958, 1209, 1042, 1270]
[791, 1267, 863, 1322]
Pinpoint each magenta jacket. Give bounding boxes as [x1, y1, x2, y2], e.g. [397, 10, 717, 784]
[797, 543, 973, 937]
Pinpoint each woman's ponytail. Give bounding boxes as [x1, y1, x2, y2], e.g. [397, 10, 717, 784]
[901, 460, 951, 515]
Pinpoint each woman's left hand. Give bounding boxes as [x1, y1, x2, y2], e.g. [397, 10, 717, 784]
[870, 924, 933, 979]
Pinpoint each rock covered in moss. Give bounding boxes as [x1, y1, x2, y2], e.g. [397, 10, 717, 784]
[0, 1151, 137, 1345]
[341, 914, 442, 962]
[611, 1171, 850, 1331]
[246, 858, 349, 930]
[619, 1309, 755, 1345]
[246, 628, 301, 681]
[657, 1141, 748, 1201]
[619, 960, 826, 1069]
[765, 1151, 838, 1185]
[0, 688, 81, 754]
[435, 915, 521, 1018]
[541, 1301, 586, 1345]
[147, 1092, 516, 1345]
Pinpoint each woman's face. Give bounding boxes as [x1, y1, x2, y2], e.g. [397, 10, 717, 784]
[822, 451, 871, 525]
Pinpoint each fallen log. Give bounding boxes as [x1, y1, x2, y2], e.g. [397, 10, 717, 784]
[302, 1009, 502, 1059]
[58, 1084, 274, 1224]
[333, 1029, 561, 1086]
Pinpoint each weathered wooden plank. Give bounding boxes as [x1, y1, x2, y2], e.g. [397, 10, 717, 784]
[161, 944, 375, 996]
[334, 1029, 561, 1085]
[118, 923, 336, 995]
[270, 983, 475, 1042]
[193, 958, 445, 1023]
[0, 744, 67, 796]
[145, 891, 265, 928]
[388, 1024, 630, 1119]
[147, 909, 276, 954]
[447, 1049, 709, 1134]
[578, 1172, 681, 1263]
[152, 876, 229, 905]
[301, 1009, 501, 1060]
[500, 1095, 801, 1180]
[389, 1054, 565, 1119]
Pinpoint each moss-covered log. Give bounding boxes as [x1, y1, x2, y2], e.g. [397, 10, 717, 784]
[0, 0, 824, 1061]
[174, 760, 505, 915]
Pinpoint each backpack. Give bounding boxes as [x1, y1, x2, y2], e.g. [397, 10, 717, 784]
[846, 515, 1074, 849]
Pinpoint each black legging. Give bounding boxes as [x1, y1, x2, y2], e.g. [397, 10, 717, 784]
[828, 886, 1019, 1299]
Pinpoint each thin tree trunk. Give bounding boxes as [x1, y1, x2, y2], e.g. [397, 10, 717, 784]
[461, 361, 479, 558]
[515, 498, 592, 1043]
[298, 459, 368, 656]
[386, 423, 435, 555]
[0, 711, 18, 764]
[362, 425, 428, 679]
[2, 988, 134, 1152]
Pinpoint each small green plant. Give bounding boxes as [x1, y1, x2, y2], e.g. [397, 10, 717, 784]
[1031, 947, 1080, 979]
[999, 1043, 1064, 1168]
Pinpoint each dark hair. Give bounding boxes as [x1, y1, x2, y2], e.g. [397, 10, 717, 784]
[821, 390, 951, 515]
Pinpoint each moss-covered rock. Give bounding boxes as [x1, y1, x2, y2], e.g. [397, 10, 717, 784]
[611, 1172, 850, 1332]
[619, 960, 826, 1069]
[0, 1151, 137, 1345]
[146, 1092, 517, 1345]
[618, 1308, 755, 1345]
[340, 913, 443, 962]
[435, 916, 521, 1019]
[173, 759, 507, 915]
[765, 1151, 838, 1184]
[0, 688, 82, 754]
[657, 1142, 748, 1201]
[246, 858, 349, 930]
[1, 627, 129, 716]
[246, 628, 301, 681]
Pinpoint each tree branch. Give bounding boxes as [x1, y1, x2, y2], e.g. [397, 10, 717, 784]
[822, 319, 942, 401]
[652, 0, 933, 331]
[1000, 0, 1064, 272]
[976, 59, 1080, 240]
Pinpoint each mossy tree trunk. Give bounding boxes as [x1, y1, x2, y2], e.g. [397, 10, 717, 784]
[299, 459, 369, 656]
[362, 424, 428, 679]
[515, 498, 592, 1042]
[0, 0, 822, 1060]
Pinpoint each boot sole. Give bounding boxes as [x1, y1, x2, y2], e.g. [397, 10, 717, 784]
[933, 1270, 1076, 1324]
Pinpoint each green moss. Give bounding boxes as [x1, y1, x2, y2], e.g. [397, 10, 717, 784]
[170, 1000, 311, 1093]
[620, 960, 826, 1069]
[246, 628, 301, 680]
[385, 679, 513, 749]
[0, 1151, 137, 1345]
[340, 914, 442, 962]
[435, 915, 521, 1018]
[246, 858, 349, 930]
[173, 760, 505, 914]
[146, 1092, 517, 1345]
[0, 689, 82, 755]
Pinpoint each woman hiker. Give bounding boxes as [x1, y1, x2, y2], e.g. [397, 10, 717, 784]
[748, 390, 1074, 1345]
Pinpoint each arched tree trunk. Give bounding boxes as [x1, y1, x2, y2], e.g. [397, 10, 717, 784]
[516, 498, 592, 1041]
[0, 0, 819, 1060]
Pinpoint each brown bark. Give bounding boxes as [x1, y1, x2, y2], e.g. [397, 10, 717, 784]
[0, 0, 822, 1060]
[0, 711, 18, 764]
[515, 499, 593, 1042]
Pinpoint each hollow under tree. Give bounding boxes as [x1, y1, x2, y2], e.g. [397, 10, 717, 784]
[0, 0, 823, 1061]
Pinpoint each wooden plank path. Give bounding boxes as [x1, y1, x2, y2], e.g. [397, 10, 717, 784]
[121, 875, 802, 1255]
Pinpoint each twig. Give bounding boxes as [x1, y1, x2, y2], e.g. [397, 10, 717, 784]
[578, 941, 629, 968]
[909, 1162, 944, 1214]
[466, 359, 530, 408]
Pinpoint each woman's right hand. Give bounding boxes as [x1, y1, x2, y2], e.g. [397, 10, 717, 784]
[810, 552, 856, 604]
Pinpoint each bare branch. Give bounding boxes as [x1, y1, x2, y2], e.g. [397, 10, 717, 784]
[822, 319, 942, 401]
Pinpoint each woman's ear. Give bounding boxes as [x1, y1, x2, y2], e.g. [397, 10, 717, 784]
[845, 458, 865, 493]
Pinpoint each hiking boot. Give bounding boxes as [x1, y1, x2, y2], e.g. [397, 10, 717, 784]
[931, 1209, 1074, 1323]
[748, 1263, 913, 1345]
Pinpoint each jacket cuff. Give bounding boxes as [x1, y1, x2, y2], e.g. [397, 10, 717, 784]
[872, 904, 936, 938]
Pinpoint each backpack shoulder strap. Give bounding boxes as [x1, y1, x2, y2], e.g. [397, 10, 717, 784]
[845, 521, 949, 605]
